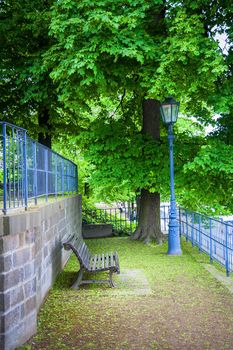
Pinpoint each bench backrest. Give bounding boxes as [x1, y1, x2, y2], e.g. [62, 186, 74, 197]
[64, 235, 91, 269]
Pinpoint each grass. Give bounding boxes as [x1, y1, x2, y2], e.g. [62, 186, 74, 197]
[19, 237, 233, 350]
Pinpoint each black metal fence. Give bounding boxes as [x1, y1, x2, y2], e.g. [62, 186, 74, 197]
[83, 204, 170, 235]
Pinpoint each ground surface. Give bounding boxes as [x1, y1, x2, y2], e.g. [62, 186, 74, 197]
[19, 237, 233, 350]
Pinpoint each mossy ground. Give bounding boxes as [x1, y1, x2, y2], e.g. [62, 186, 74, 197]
[19, 237, 233, 350]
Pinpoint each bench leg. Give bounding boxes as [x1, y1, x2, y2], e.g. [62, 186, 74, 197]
[109, 270, 115, 288]
[72, 267, 84, 289]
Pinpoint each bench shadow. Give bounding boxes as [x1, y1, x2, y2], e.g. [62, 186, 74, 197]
[53, 271, 77, 289]
[54, 270, 111, 290]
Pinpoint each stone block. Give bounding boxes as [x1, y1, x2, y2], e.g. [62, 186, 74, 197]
[24, 296, 36, 317]
[44, 254, 52, 268]
[28, 211, 41, 229]
[0, 334, 5, 350]
[13, 247, 30, 268]
[24, 263, 35, 281]
[0, 217, 3, 237]
[35, 252, 42, 268]
[58, 218, 66, 232]
[59, 228, 67, 239]
[3, 214, 27, 236]
[4, 323, 24, 350]
[43, 245, 48, 258]
[34, 236, 42, 255]
[0, 292, 10, 312]
[58, 200, 65, 211]
[0, 254, 12, 272]
[2, 211, 40, 238]
[19, 232, 26, 247]
[45, 227, 54, 243]
[10, 285, 24, 308]
[30, 244, 36, 259]
[40, 203, 56, 221]
[1, 305, 21, 332]
[24, 278, 36, 299]
[0, 269, 21, 292]
[0, 235, 20, 254]
[36, 265, 42, 281]
[25, 229, 36, 244]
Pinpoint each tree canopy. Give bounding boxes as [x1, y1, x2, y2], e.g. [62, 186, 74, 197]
[0, 0, 79, 145]
[1, 0, 233, 221]
[46, 0, 225, 110]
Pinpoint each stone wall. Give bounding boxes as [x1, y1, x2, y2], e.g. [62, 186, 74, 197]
[0, 195, 82, 350]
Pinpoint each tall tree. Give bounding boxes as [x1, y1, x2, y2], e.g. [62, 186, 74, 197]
[0, 0, 79, 146]
[44, 0, 225, 242]
[133, 99, 162, 243]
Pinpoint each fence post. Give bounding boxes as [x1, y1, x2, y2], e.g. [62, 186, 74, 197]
[16, 130, 20, 207]
[62, 158, 64, 196]
[67, 161, 70, 193]
[55, 154, 58, 198]
[191, 212, 194, 246]
[75, 164, 78, 193]
[12, 128, 16, 208]
[2, 123, 7, 214]
[209, 218, 213, 264]
[198, 215, 201, 252]
[23, 130, 28, 210]
[129, 205, 132, 234]
[33, 141, 37, 205]
[225, 225, 230, 276]
[45, 148, 48, 202]
[8, 131, 11, 208]
[178, 207, 181, 237]
[185, 211, 188, 242]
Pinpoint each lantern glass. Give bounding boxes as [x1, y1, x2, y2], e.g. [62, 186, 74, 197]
[160, 97, 180, 124]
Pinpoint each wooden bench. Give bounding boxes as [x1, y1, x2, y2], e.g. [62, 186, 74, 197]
[63, 235, 120, 289]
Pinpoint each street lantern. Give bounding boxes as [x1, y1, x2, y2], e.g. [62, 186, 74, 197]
[160, 97, 180, 125]
[160, 97, 182, 255]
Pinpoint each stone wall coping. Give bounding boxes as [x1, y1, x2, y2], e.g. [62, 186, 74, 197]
[1, 195, 81, 237]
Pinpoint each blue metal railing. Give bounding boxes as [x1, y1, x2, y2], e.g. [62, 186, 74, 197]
[179, 208, 233, 276]
[78, 199, 233, 275]
[0, 122, 78, 214]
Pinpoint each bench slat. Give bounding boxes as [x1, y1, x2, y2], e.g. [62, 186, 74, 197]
[102, 253, 105, 270]
[110, 252, 114, 267]
[91, 255, 98, 271]
[105, 253, 109, 269]
[97, 254, 101, 270]
[82, 245, 89, 268]
[79, 242, 85, 259]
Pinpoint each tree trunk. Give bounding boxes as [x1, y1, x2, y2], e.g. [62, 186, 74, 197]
[133, 189, 161, 244]
[132, 99, 162, 244]
[38, 106, 51, 148]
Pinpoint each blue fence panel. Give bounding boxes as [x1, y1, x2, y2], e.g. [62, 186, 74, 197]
[160, 204, 170, 233]
[179, 208, 233, 276]
[0, 122, 78, 213]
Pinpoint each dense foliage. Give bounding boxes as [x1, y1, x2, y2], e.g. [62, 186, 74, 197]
[1, 0, 233, 216]
[0, 0, 79, 144]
